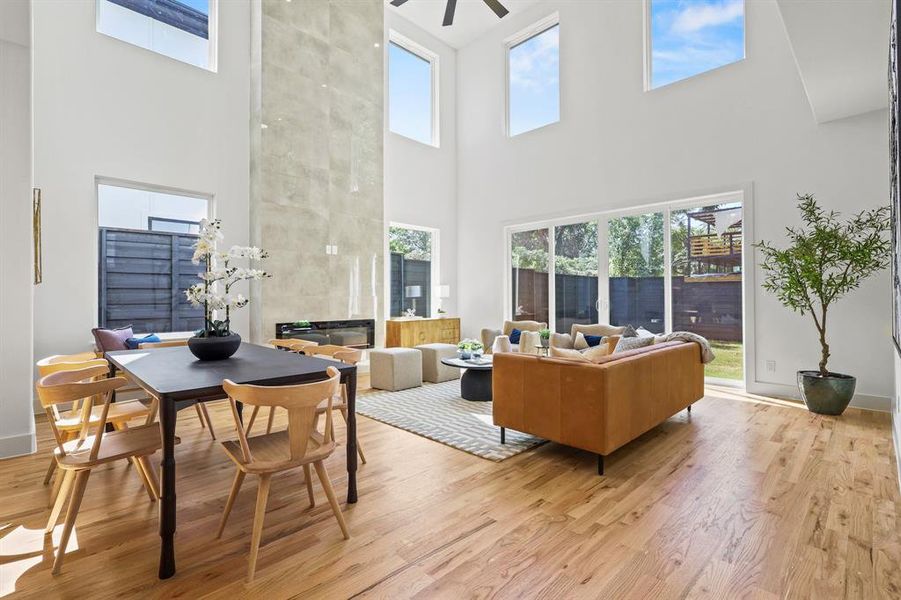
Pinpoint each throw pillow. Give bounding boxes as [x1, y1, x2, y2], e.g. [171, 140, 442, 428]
[92, 325, 134, 352]
[615, 335, 654, 353]
[584, 334, 604, 347]
[621, 324, 638, 338]
[550, 346, 591, 362]
[125, 333, 161, 350]
[583, 344, 611, 362]
[550, 332, 573, 349]
[574, 332, 589, 350]
[509, 328, 522, 344]
[635, 327, 655, 338]
[605, 335, 621, 353]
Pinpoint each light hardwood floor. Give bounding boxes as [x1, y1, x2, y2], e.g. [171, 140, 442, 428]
[1, 383, 899, 599]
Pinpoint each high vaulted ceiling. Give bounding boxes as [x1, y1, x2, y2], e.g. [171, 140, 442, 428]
[386, 0, 543, 48]
[777, 0, 891, 123]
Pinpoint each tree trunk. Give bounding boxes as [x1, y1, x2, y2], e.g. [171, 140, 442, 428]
[818, 306, 829, 377]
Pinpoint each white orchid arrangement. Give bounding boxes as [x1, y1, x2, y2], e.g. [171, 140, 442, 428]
[185, 219, 270, 337]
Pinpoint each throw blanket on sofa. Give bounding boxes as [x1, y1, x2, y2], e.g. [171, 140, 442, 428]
[654, 331, 716, 364]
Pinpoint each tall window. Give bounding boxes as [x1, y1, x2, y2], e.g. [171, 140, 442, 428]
[507, 17, 559, 137]
[648, 0, 745, 89]
[96, 0, 216, 70]
[97, 181, 209, 333]
[388, 34, 437, 146]
[389, 225, 437, 317]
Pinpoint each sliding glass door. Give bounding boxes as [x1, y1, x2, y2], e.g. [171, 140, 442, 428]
[510, 228, 550, 324]
[605, 212, 666, 333]
[554, 221, 598, 333]
[670, 201, 743, 381]
[506, 192, 744, 383]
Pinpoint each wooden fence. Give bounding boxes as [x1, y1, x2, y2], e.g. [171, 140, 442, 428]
[98, 228, 204, 334]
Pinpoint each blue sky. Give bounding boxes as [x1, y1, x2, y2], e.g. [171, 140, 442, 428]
[651, 0, 745, 88]
[178, 0, 209, 15]
[509, 24, 559, 136]
[389, 42, 433, 145]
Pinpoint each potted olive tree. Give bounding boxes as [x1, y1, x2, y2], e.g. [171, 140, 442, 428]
[755, 194, 890, 415]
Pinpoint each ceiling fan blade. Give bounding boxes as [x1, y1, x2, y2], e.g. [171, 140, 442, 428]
[442, 0, 457, 26]
[482, 0, 509, 19]
[390, 0, 409, 6]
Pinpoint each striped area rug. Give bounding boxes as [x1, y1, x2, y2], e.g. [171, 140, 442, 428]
[357, 380, 545, 461]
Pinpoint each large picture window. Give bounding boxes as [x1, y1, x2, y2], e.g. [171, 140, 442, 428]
[389, 225, 438, 317]
[507, 17, 560, 137]
[97, 180, 210, 334]
[388, 33, 438, 146]
[648, 0, 745, 89]
[96, 0, 217, 70]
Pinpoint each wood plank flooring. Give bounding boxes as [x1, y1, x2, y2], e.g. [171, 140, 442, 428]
[1, 383, 899, 599]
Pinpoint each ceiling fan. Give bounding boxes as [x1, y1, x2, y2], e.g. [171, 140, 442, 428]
[389, 0, 510, 27]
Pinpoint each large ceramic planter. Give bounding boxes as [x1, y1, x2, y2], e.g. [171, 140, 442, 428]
[188, 333, 241, 361]
[797, 370, 856, 416]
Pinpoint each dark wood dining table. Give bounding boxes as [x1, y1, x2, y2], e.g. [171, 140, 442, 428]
[104, 343, 358, 580]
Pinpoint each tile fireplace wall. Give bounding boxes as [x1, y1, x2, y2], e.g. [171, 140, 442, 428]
[249, 0, 385, 346]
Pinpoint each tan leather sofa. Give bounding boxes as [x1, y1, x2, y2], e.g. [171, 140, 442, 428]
[492, 341, 704, 474]
[481, 320, 546, 354]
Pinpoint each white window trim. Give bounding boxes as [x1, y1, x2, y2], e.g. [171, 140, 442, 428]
[95, 0, 219, 72]
[388, 31, 440, 148]
[505, 12, 560, 138]
[643, 0, 746, 91]
[385, 222, 441, 319]
[502, 185, 754, 388]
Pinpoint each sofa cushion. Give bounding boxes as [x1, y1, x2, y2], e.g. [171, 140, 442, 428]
[570, 323, 626, 339]
[583, 343, 611, 362]
[550, 346, 592, 362]
[550, 332, 573, 349]
[615, 335, 655, 353]
[92, 325, 134, 352]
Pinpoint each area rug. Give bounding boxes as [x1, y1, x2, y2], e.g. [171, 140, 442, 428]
[357, 380, 545, 461]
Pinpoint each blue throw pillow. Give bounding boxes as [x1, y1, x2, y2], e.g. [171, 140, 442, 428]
[584, 334, 604, 347]
[509, 328, 522, 344]
[125, 333, 161, 350]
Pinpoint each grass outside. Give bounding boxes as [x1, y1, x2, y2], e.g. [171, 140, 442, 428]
[705, 341, 743, 381]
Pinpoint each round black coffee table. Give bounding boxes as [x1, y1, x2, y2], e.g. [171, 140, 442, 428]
[441, 355, 493, 401]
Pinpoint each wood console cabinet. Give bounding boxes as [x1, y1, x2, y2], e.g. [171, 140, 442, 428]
[386, 317, 460, 348]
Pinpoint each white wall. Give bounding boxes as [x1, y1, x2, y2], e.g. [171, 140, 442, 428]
[384, 12, 458, 317]
[456, 0, 892, 408]
[32, 0, 250, 365]
[0, 0, 36, 457]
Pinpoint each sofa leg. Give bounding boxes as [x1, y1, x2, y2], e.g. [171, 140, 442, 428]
[500, 427, 505, 444]
[597, 454, 604, 476]
[687, 404, 692, 414]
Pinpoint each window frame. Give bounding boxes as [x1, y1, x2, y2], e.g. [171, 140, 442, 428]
[95, 0, 219, 72]
[387, 31, 440, 148]
[643, 0, 747, 91]
[505, 12, 561, 138]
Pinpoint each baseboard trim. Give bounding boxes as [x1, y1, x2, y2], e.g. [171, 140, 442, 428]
[747, 380, 891, 413]
[0, 431, 36, 460]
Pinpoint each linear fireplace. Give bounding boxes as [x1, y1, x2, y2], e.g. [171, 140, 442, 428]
[275, 319, 375, 349]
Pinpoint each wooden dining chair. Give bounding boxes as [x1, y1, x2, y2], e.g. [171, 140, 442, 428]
[36, 365, 169, 574]
[303, 345, 366, 464]
[244, 339, 323, 436]
[36, 354, 151, 505]
[139, 339, 217, 439]
[216, 367, 349, 582]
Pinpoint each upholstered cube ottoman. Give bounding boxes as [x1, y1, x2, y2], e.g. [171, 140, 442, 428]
[415, 343, 461, 383]
[369, 347, 422, 391]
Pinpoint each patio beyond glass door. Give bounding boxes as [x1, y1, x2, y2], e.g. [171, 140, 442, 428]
[554, 221, 598, 334]
[510, 228, 550, 325]
[605, 212, 666, 333]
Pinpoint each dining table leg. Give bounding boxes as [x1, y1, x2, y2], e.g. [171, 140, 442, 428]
[159, 397, 177, 579]
[345, 369, 358, 504]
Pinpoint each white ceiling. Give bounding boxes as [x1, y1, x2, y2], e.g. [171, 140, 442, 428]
[777, 0, 891, 123]
[386, 0, 544, 48]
